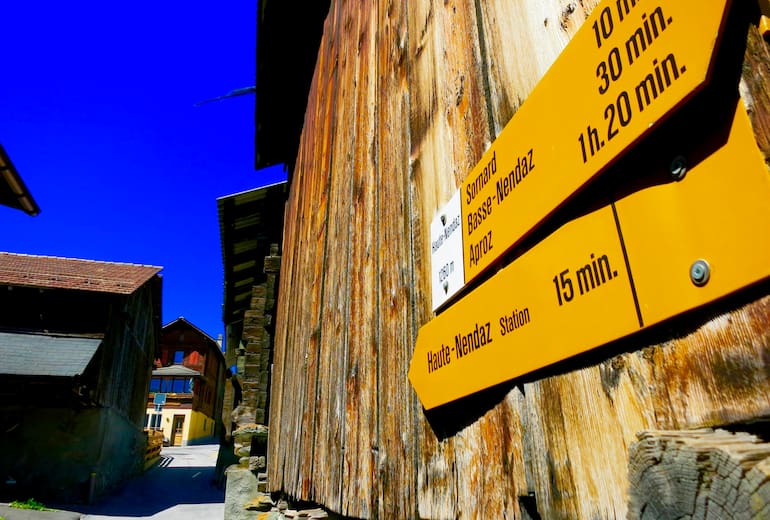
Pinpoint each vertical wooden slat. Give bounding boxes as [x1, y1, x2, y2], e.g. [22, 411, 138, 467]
[456, 388, 528, 518]
[267, 2, 770, 519]
[298, 7, 342, 499]
[435, 2, 533, 516]
[314, 0, 358, 510]
[523, 378, 580, 519]
[376, 0, 419, 517]
[270, 122, 311, 492]
[407, 0, 458, 517]
[407, 0, 493, 518]
[743, 19, 770, 161]
[476, 1, 626, 518]
[269, 3, 340, 501]
[340, 1, 379, 517]
[525, 365, 654, 519]
[266, 165, 294, 488]
[478, 0, 601, 134]
[268, 50, 317, 487]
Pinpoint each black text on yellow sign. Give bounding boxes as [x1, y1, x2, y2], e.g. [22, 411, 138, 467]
[458, 0, 731, 289]
[411, 104, 770, 410]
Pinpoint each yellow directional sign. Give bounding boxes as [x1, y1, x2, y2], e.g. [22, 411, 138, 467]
[458, 0, 731, 288]
[615, 104, 770, 327]
[411, 103, 770, 410]
[417, 205, 640, 409]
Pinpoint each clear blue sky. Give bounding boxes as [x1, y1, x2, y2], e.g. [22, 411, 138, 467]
[1, 1, 286, 345]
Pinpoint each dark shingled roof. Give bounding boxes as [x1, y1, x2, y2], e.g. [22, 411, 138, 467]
[0, 331, 102, 377]
[0, 252, 162, 294]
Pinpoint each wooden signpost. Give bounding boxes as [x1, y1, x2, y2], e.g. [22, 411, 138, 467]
[430, 0, 732, 310]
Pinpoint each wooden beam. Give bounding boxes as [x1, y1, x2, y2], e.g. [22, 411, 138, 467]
[628, 429, 770, 519]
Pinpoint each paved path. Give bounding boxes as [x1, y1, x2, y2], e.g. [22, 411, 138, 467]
[53, 444, 224, 520]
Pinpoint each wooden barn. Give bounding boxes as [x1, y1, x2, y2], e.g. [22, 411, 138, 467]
[0, 252, 162, 504]
[255, 0, 770, 518]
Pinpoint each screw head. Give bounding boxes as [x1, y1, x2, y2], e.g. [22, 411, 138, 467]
[670, 156, 687, 180]
[690, 259, 710, 287]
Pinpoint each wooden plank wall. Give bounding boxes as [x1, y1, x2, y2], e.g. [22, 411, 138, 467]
[268, 0, 770, 518]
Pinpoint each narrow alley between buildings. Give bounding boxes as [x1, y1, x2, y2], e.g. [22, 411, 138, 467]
[3, 444, 225, 520]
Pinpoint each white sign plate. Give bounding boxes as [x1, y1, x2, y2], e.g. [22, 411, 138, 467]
[431, 191, 465, 310]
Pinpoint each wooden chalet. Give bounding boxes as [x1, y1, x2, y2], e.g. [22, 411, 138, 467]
[146, 316, 226, 446]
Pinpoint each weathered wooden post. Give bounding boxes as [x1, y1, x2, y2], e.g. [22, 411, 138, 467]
[628, 429, 770, 519]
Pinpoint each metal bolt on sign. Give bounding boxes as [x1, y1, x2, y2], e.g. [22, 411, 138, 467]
[670, 156, 688, 180]
[690, 259, 711, 287]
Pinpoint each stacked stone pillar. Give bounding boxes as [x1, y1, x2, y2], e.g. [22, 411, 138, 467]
[232, 243, 279, 427]
[224, 244, 282, 519]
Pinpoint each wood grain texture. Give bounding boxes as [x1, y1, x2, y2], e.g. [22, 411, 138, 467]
[375, 0, 419, 517]
[406, 1, 460, 516]
[266, 0, 770, 518]
[742, 18, 770, 163]
[339, 1, 378, 517]
[266, 187, 291, 486]
[313, 0, 359, 510]
[628, 429, 770, 519]
[477, 0, 600, 135]
[458, 388, 528, 518]
[520, 295, 770, 519]
[523, 361, 657, 518]
[642, 298, 770, 431]
[406, 0, 494, 518]
[267, 1, 339, 501]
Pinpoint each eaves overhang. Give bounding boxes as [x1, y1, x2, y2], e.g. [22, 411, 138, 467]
[255, 0, 330, 177]
[0, 144, 40, 216]
[217, 181, 288, 327]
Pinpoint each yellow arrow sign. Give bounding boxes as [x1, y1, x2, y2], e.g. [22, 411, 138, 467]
[411, 103, 770, 410]
[458, 0, 731, 290]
